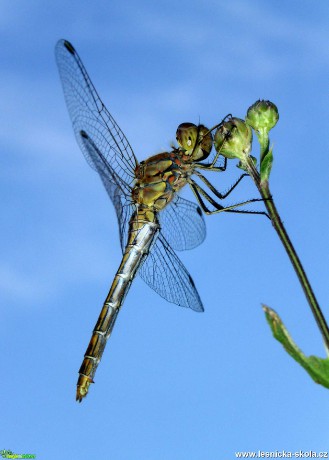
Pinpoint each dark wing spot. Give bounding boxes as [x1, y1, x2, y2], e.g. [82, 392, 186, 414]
[188, 274, 196, 288]
[64, 40, 75, 55]
[80, 130, 88, 139]
[196, 206, 202, 216]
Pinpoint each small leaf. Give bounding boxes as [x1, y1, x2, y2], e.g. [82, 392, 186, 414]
[236, 161, 247, 171]
[260, 147, 273, 182]
[236, 155, 257, 172]
[263, 304, 329, 389]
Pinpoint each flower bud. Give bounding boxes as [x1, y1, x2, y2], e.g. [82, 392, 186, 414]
[246, 100, 279, 133]
[214, 117, 252, 160]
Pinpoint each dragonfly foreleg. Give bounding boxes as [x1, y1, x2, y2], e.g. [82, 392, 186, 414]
[188, 179, 270, 218]
[195, 114, 234, 169]
[194, 156, 227, 172]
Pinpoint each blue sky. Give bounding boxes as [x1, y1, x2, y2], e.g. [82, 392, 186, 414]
[2, 0, 329, 458]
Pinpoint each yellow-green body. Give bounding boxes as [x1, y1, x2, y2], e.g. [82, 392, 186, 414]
[77, 150, 195, 401]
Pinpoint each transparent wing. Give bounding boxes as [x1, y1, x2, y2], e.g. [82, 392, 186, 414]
[76, 132, 205, 309]
[159, 195, 206, 251]
[77, 130, 204, 311]
[78, 130, 134, 252]
[55, 39, 203, 311]
[139, 233, 204, 312]
[55, 39, 138, 191]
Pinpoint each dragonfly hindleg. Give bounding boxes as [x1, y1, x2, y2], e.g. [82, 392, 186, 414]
[189, 179, 269, 218]
[193, 170, 248, 200]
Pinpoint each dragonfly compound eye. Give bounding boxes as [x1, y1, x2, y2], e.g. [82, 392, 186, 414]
[176, 123, 198, 152]
[176, 123, 213, 160]
[193, 125, 213, 161]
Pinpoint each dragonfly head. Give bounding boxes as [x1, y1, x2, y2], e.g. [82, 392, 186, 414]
[176, 123, 213, 162]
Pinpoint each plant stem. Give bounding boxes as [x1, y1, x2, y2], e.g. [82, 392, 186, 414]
[246, 158, 329, 352]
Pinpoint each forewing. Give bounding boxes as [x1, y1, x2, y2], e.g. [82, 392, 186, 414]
[55, 39, 138, 190]
[159, 195, 206, 251]
[139, 233, 204, 312]
[55, 40, 203, 310]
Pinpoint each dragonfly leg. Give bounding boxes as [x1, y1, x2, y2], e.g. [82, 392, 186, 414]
[194, 115, 237, 170]
[194, 156, 227, 172]
[193, 170, 248, 199]
[196, 115, 235, 169]
[188, 179, 270, 218]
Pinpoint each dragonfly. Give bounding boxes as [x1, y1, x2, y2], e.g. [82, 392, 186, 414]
[55, 39, 264, 402]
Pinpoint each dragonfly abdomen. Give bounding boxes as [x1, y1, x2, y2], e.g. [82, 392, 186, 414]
[76, 209, 159, 402]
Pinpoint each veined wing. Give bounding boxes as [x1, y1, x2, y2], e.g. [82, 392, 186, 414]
[76, 130, 204, 311]
[56, 40, 203, 312]
[76, 126, 203, 311]
[78, 131, 204, 309]
[55, 39, 138, 192]
[79, 130, 134, 252]
[159, 195, 206, 251]
[139, 233, 204, 312]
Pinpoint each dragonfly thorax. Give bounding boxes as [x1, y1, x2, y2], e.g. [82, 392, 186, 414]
[132, 151, 193, 212]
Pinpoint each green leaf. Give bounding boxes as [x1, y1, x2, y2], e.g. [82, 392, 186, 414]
[260, 147, 273, 182]
[236, 155, 257, 172]
[263, 304, 329, 389]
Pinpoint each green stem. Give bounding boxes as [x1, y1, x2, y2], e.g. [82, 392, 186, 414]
[258, 128, 269, 164]
[245, 158, 329, 352]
